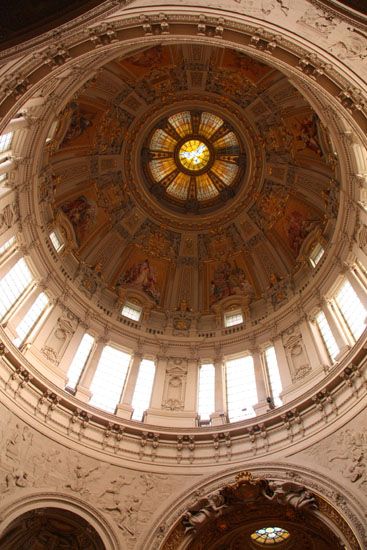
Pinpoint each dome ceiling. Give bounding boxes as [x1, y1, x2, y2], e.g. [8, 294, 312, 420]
[47, 43, 338, 316]
[144, 110, 245, 212]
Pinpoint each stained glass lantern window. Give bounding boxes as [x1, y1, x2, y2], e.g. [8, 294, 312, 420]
[146, 110, 245, 211]
[251, 527, 290, 545]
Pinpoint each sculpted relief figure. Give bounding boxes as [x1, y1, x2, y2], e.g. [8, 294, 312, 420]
[65, 463, 99, 495]
[182, 490, 227, 534]
[104, 496, 143, 538]
[262, 481, 318, 510]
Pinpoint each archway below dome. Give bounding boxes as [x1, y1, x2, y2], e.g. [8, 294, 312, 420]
[0, 507, 106, 549]
[160, 471, 356, 550]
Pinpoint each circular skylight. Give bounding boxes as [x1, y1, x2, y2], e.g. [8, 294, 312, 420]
[178, 139, 210, 171]
[251, 526, 290, 545]
[145, 110, 245, 211]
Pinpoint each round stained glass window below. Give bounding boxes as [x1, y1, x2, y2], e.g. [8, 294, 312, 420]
[251, 527, 290, 545]
[178, 140, 210, 171]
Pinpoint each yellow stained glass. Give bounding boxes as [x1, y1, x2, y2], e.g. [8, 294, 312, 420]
[166, 172, 191, 199]
[150, 129, 177, 152]
[199, 112, 223, 138]
[251, 527, 290, 545]
[168, 111, 192, 137]
[196, 173, 219, 200]
[211, 160, 238, 185]
[150, 158, 176, 182]
[179, 140, 210, 171]
[213, 131, 238, 150]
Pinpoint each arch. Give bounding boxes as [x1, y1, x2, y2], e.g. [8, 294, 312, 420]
[0, 491, 120, 550]
[140, 462, 367, 549]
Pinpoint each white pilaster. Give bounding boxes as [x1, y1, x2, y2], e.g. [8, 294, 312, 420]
[58, 323, 87, 375]
[273, 336, 293, 392]
[210, 357, 226, 426]
[299, 317, 323, 370]
[251, 348, 268, 415]
[75, 337, 106, 402]
[322, 300, 351, 356]
[116, 352, 142, 419]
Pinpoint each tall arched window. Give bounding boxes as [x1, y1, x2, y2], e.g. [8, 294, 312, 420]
[0, 236, 16, 256]
[334, 280, 366, 341]
[197, 363, 215, 422]
[0, 132, 13, 153]
[0, 258, 32, 319]
[131, 359, 155, 421]
[66, 333, 95, 391]
[13, 292, 49, 347]
[315, 311, 339, 361]
[264, 346, 283, 407]
[225, 356, 257, 422]
[89, 346, 131, 413]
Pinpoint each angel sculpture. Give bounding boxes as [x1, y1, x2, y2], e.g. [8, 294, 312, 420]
[262, 480, 318, 511]
[182, 490, 227, 534]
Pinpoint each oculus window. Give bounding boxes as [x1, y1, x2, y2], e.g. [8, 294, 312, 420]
[251, 527, 290, 545]
[145, 110, 245, 212]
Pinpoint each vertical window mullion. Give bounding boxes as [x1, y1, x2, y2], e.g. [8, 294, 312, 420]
[66, 334, 95, 391]
[13, 292, 49, 347]
[131, 359, 155, 421]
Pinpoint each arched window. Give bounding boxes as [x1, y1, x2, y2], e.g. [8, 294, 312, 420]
[334, 280, 366, 341]
[0, 258, 32, 319]
[0, 236, 15, 255]
[49, 230, 64, 252]
[224, 309, 243, 328]
[131, 359, 155, 421]
[264, 346, 283, 407]
[121, 302, 142, 322]
[89, 345, 131, 413]
[309, 242, 324, 267]
[0, 132, 13, 153]
[13, 292, 49, 347]
[197, 363, 215, 422]
[225, 356, 257, 422]
[315, 311, 339, 361]
[66, 333, 95, 391]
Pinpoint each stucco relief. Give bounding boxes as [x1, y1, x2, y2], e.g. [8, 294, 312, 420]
[40, 311, 77, 364]
[299, 410, 367, 497]
[297, 6, 337, 36]
[162, 362, 188, 410]
[282, 328, 311, 381]
[0, 403, 192, 547]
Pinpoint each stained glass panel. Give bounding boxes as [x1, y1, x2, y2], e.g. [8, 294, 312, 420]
[251, 527, 290, 545]
[179, 140, 210, 171]
[149, 158, 176, 182]
[211, 160, 238, 185]
[168, 111, 192, 137]
[199, 112, 223, 138]
[150, 129, 177, 152]
[166, 172, 191, 199]
[196, 174, 219, 200]
[213, 131, 238, 150]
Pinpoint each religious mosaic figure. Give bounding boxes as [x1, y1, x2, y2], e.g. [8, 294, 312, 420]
[61, 102, 93, 145]
[210, 261, 254, 305]
[117, 259, 161, 304]
[284, 210, 318, 256]
[60, 195, 96, 245]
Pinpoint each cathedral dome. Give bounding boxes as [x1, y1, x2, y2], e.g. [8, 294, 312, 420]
[0, 2, 366, 549]
[44, 44, 338, 324]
